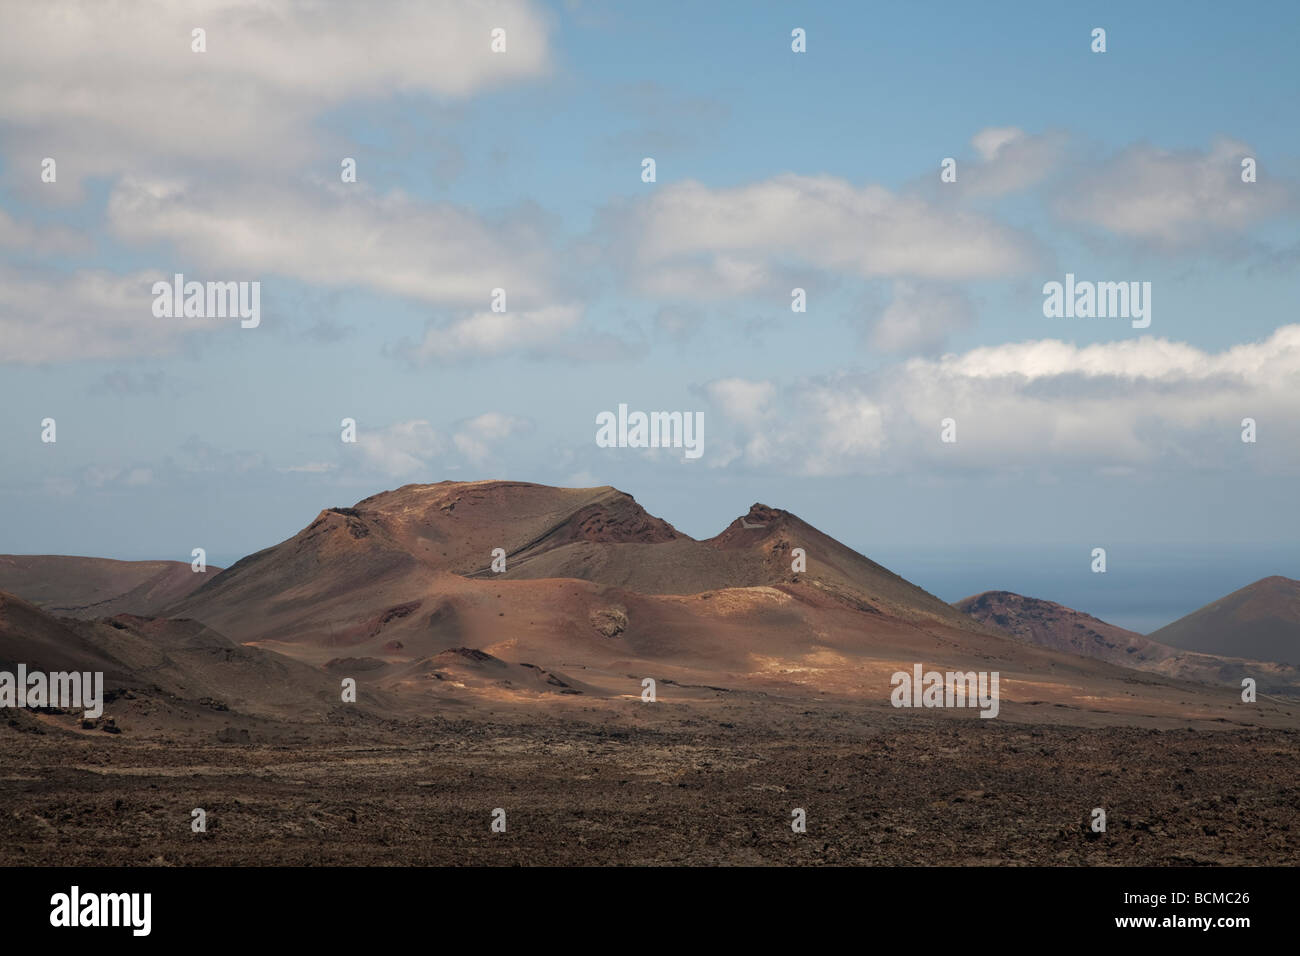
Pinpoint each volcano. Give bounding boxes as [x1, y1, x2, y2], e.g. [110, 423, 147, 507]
[139, 480, 1275, 720]
[1149, 576, 1300, 666]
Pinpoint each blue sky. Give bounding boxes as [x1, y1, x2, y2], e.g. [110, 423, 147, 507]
[2, 0, 1298, 633]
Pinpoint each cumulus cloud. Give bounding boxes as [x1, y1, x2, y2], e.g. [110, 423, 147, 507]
[1053, 137, 1295, 245]
[705, 378, 776, 428]
[870, 281, 975, 354]
[959, 127, 1068, 198]
[0, 0, 552, 185]
[606, 174, 1044, 298]
[971, 128, 1023, 161]
[0, 208, 90, 255]
[108, 178, 557, 307]
[415, 305, 583, 360]
[356, 420, 444, 479]
[453, 412, 529, 464]
[705, 325, 1300, 477]
[0, 266, 226, 363]
[352, 415, 528, 476]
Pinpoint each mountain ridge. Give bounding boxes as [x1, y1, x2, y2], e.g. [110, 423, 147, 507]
[956, 588, 1300, 695]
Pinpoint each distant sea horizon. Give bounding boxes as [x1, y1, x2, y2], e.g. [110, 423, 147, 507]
[880, 544, 1299, 636]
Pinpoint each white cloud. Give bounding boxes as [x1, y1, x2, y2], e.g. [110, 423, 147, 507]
[353, 415, 526, 476]
[0, 266, 223, 363]
[357, 420, 444, 479]
[416, 305, 583, 360]
[701, 379, 784, 469]
[108, 178, 557, 307]
[0, 209, 89, 255]
[453, 413, 529, 464]
[563, 469, 599, 487]
[706, 325, 1300, 476]
[960, 127, 1067, 198]
[0, 0, 553, 184]
[610, 174, 1043, 298]
[1054, 137, 1295, 244]
[870, 281, 975, 354]
[971, 128, 1023, 161]
[705, 378, 776, 428]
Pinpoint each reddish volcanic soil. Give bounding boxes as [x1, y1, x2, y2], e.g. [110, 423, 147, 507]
[0, 555, 217, 619]
[1151, 576, 1300, 666]
[3, 481, 1298, 865]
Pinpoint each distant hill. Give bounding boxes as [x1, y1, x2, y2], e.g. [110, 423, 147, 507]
[1149, 576, 1300, 666]
[0, 589, 343, 722]
[0, 555, 218, 618]
[955, 590, 1156, 661]
[956, 589, 1300, 695]
[0, 590, 131, 683]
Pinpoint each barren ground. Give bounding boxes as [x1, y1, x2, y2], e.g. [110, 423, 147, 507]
[4, 696, 1297, 866]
